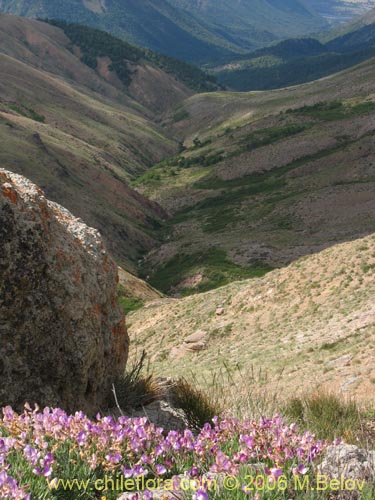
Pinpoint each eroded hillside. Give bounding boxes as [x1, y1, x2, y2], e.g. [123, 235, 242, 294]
[0, 15, 198, 269]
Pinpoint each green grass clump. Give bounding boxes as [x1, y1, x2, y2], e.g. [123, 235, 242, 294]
[117, 285, 144, 314]
[361, 263, 375, 273]
[319, 340, 342, 351]
[283, 390, 361, 442]
[118, 296, 144, 314]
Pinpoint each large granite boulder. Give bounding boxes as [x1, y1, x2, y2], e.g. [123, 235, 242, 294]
[0, 169, 129, 414]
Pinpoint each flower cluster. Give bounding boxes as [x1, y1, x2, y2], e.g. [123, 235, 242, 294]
[0, 405, 326, 499]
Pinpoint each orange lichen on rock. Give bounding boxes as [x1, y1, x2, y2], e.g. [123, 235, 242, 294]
[2, 185, 18, 204]
[73, 267, 82, 283]
[112, 321, 128, 361]
[102, 254, 110, 273]
[92, 303, 102, 315]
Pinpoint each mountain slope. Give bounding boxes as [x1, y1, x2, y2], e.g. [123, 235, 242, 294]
[0, 0, 328, 63]
[128, 232, 375, 402]
[0, 0, 238, 63]
[0, 14, 201, 269]
[133, 57, 375, 294]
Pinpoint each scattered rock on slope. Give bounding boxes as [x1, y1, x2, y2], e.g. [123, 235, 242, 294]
[170, 329, 208, 358]
[0, 169, 129, 414]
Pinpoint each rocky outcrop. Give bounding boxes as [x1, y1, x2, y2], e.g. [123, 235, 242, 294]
[169, 330, 208, 360]
[0, 169, 129, 414]
[319, 444, 375, 481]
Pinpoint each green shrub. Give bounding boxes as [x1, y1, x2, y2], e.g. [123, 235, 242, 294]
[173, 108, 189, 122]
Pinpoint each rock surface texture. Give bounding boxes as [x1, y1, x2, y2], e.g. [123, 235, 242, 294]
[0, 169, 129, 414]
[319, 444, 375, 481]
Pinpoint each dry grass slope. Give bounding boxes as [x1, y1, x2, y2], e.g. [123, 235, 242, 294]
[128, 233, 375, 405]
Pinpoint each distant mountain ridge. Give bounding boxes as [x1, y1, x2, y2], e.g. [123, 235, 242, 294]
[304, 0, 375, 23]
[214, 18, 375, 90]
[0, 0, 328, 63]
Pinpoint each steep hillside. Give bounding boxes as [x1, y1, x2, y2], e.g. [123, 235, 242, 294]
[128, 233, 375, 401]
[213, 22, 375, 91]
[0, 0, 328, 63]
[133, 58, 375, 294]
[326, 19, 375, 51]
[0, 14, 201, 269]
[47, 21, 220, 100]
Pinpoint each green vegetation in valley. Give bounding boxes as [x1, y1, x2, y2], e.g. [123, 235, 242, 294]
[133, 124, 307, 189]
[238, 124, 308, 152]
[286, 100, 375, 121]
[144, 248, 273, 295]
[132, 152, 223, 188]
[172, 108, 190, 122]
[47, 21, 220, 92]
[166, 123, 374, 238]
[118, 285, 144, 314]
[118, 296, 144, 314]
[5, 101, 45, 123]
[195, 133, 358, 193]
[171, 141, 349, 234]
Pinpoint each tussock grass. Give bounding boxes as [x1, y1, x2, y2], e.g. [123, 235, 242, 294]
[172, 378, 222, 430]
[176, 364, 282, 422]
[283, 390, 362, 442]
[113, 351, 162, 411]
